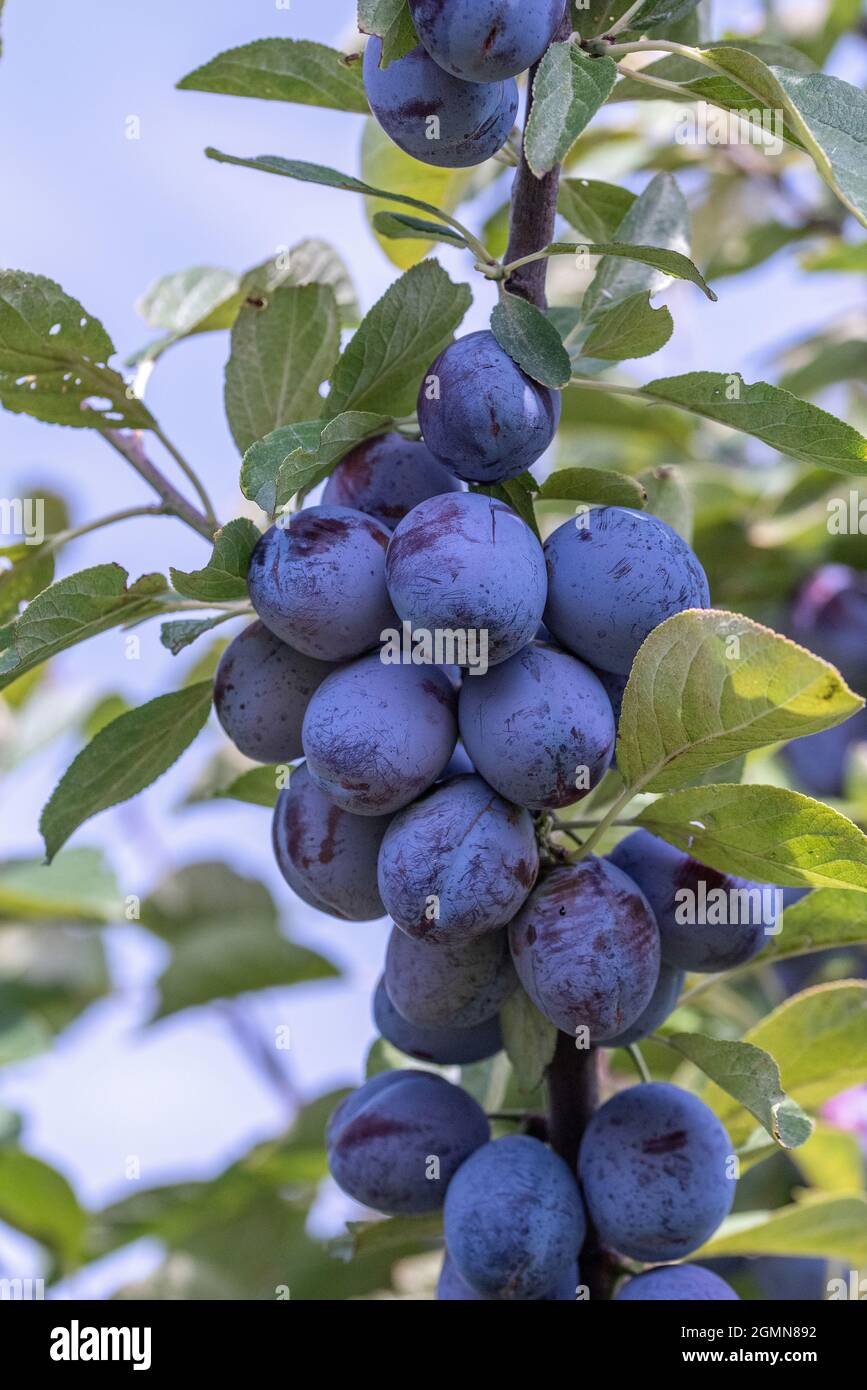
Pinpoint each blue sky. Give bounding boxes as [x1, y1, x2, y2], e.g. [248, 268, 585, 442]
[0, 0, 864, 1293]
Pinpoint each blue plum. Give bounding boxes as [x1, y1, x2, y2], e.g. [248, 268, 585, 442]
[321, 432, 462, 528]
[459, 642, 615, 809]
[373, 978, 503, 1065]
[608, 829, 776, 973]
[213, 620, 332, 763]
[247, 505, 395, 662]
[595, 666, 629, 729]
[579, 1082, 736, 1262]
[788, 564, 867, 693]
[409, 0, 566, 83]
[616, 1264, 739, 1301]
[385, 922, 516, 1028]
[301, 655, 457, 815]
[543, 507, 711, 675]
[782, 707, 867, 798]
[418, 331, 561, 483]
[444, 1134, 586, 1299]
[604, 960, 685, 1049]
[271, 763, 390, 921]
[326, 1069, 489, 1215]
[363, 40, 518, 168]
[385, 492, 547, 667]
[437, 1251, 578, 1301]
[377, 773, 539, 942]
[508, 858, 660, 1039]
[750, 1256, 828, 1301]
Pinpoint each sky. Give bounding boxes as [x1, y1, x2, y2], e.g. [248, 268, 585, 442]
[0, 0, 864, 1294]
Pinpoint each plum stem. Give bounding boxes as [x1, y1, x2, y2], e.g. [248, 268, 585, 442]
[627, 1043, 652, 1084]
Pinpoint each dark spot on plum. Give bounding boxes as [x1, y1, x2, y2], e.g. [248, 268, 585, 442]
[642, 1130, 688, 1155]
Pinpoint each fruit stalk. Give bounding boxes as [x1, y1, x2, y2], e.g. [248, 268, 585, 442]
[503, 8, 572, 307]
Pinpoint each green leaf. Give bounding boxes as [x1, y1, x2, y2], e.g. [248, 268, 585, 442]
[40, 682, 213, 861]
[358, 0, 419, 66]
[694, 1192, 867, 1266]
[137, 266, 239, 335]
[536, 466, 647, 508]
[0, 564, 168, 691]
[639, 464, 693, 542]
[720, 982, 867, 1127]
[243, 413, 394, 515]
[215, 765, 283, 808]
[637, 785, 867, 891]
[474, 475, 541, 540]
[160, 614, 236, 656]
[240, 421, 325, 513]
[499, 988, 558, 1093]
[581, 173, 696, 318]
[705, 222, 814, 281]
[525, 43, 617, 178]
[582, 291, 673, 360]
[0, 270, 152, 429]
[557, 178, 637, 242]
[153, 920, 338, 1019]
[0, 543, 54, 624]
[0, 1148, 85, 1270]
[224, 284, 341, 454]
[372, 211, 467, 247]
[663, 1032, 813, 1149]
[794, 1123, 865, 1195]
[639, 372, 867, 474]
[753, 888, 867, 965]
[618, 0, 701, 32]
[177, 38, 369, 112]
[327, 260, 471, 417]
[360, 119, 477, 271]
[331, 1211, 443, 1260]
[0, 849, 120, 922]
[490, 294, 572, 389]
[779, 340, 867, 398]
[141, 862, 278, 941]
[170, 518, 260, 602]
[802, 240, 867, 273]
[618, 609, 864, 793]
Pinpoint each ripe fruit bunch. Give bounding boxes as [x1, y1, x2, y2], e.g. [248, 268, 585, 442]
[210, 323, 775, 1302]
[363, 2, 568, 168]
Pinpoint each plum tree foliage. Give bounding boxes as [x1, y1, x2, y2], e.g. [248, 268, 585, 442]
[2, 0, 867, 1302]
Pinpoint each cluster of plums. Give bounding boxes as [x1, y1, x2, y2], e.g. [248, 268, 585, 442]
[363, 2, 567, 168]
[207, 320, 806, 1297]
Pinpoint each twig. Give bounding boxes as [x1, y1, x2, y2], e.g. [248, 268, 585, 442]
[101, 428, 216, 541]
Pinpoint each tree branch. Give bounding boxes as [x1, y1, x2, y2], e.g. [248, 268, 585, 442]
[101, 427, 216, 541]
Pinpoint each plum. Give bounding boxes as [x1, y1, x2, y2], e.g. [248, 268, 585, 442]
[788, 564, 867, 693]
[543, 506, 710, 675]
[321, 432, 462, 528]
[782, 707, 867, 798]
[508, 857, 660, 1040]
[213, 620, 332, 763]
[604, 960, 685, 1049]
[373, 978, 502, 1065]
[418, 330, 561, 484]
[616, 1264, 739, 1301]
[385, 922, 517, 1028]
[437, 1251, 578, 1301]
[377, 773, 539, 942]
[408, 0, 567, 83]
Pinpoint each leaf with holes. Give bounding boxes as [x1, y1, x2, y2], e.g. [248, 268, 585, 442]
[582, 292, 673, 361]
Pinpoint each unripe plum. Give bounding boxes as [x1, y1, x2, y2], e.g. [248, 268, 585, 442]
[321, 432, 462, 528]
[326, 1069, 489, 1215]
[616, 1264, 739, 1301]
[385, 922, 517, 1028]
[609, 828, 775, 973]
[409, 0, 567, 83]
[437, 1251, 578, 1301]
[418, 331, 561, 483]
[363, 40, 518, 168]
[213, 620, 332, 763]
[579, 1082, 736, 1262]
[301, 655, 457, 815]
[459, 642, 615, 809]
[605, 960, 684, 1049]
[508, 858, 660, 1040]
[377, 773, 539, 942]
[373, 978, 502, 1065]
[444, 1134, 586, 1299]
[543, 507, 710, 675]
[385, 492, 547, 667]
[247, 506, 395, 662]
[271, 763, 390, 920]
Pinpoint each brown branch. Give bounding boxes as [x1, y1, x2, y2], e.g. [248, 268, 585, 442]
[102, 427, 216, 541]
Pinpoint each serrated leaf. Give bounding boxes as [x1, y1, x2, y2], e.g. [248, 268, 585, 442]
[40, 683, 213, 861]
[224, 284, 341, 454]
[499, 987, 558, 1093]
[637, 784, 867, 891]
[160, 614, 235, 656]
[372, 211, 467, 246]
[240, 421, 326, 513]
[275, 412, 396, 508]
[582, 291, 673, 360]
[0, 270, 152, 429]
[0, 543, 54, 624]
[327, 260, 471, 417]
[557, 178, 636, 242]
[639, 372, 867, 473]
[581, 172, 693, 318]
[619, 0, 701, 32]
[536, 466, 647, 507]
[170, 518, 260, 602]
[663, 1032, 813, 1149]
[618, 609, 864, 793]
[704, 982, 867, 1144]
[753, 888, 867, 966]
[491, 293, 571, 389]
[177, 38, 369, 112]
[0, 565, 168, 691]
[358, 0, 419, 66]
[525, 43, 617, 178]
[694, 1192, 867, 1266]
